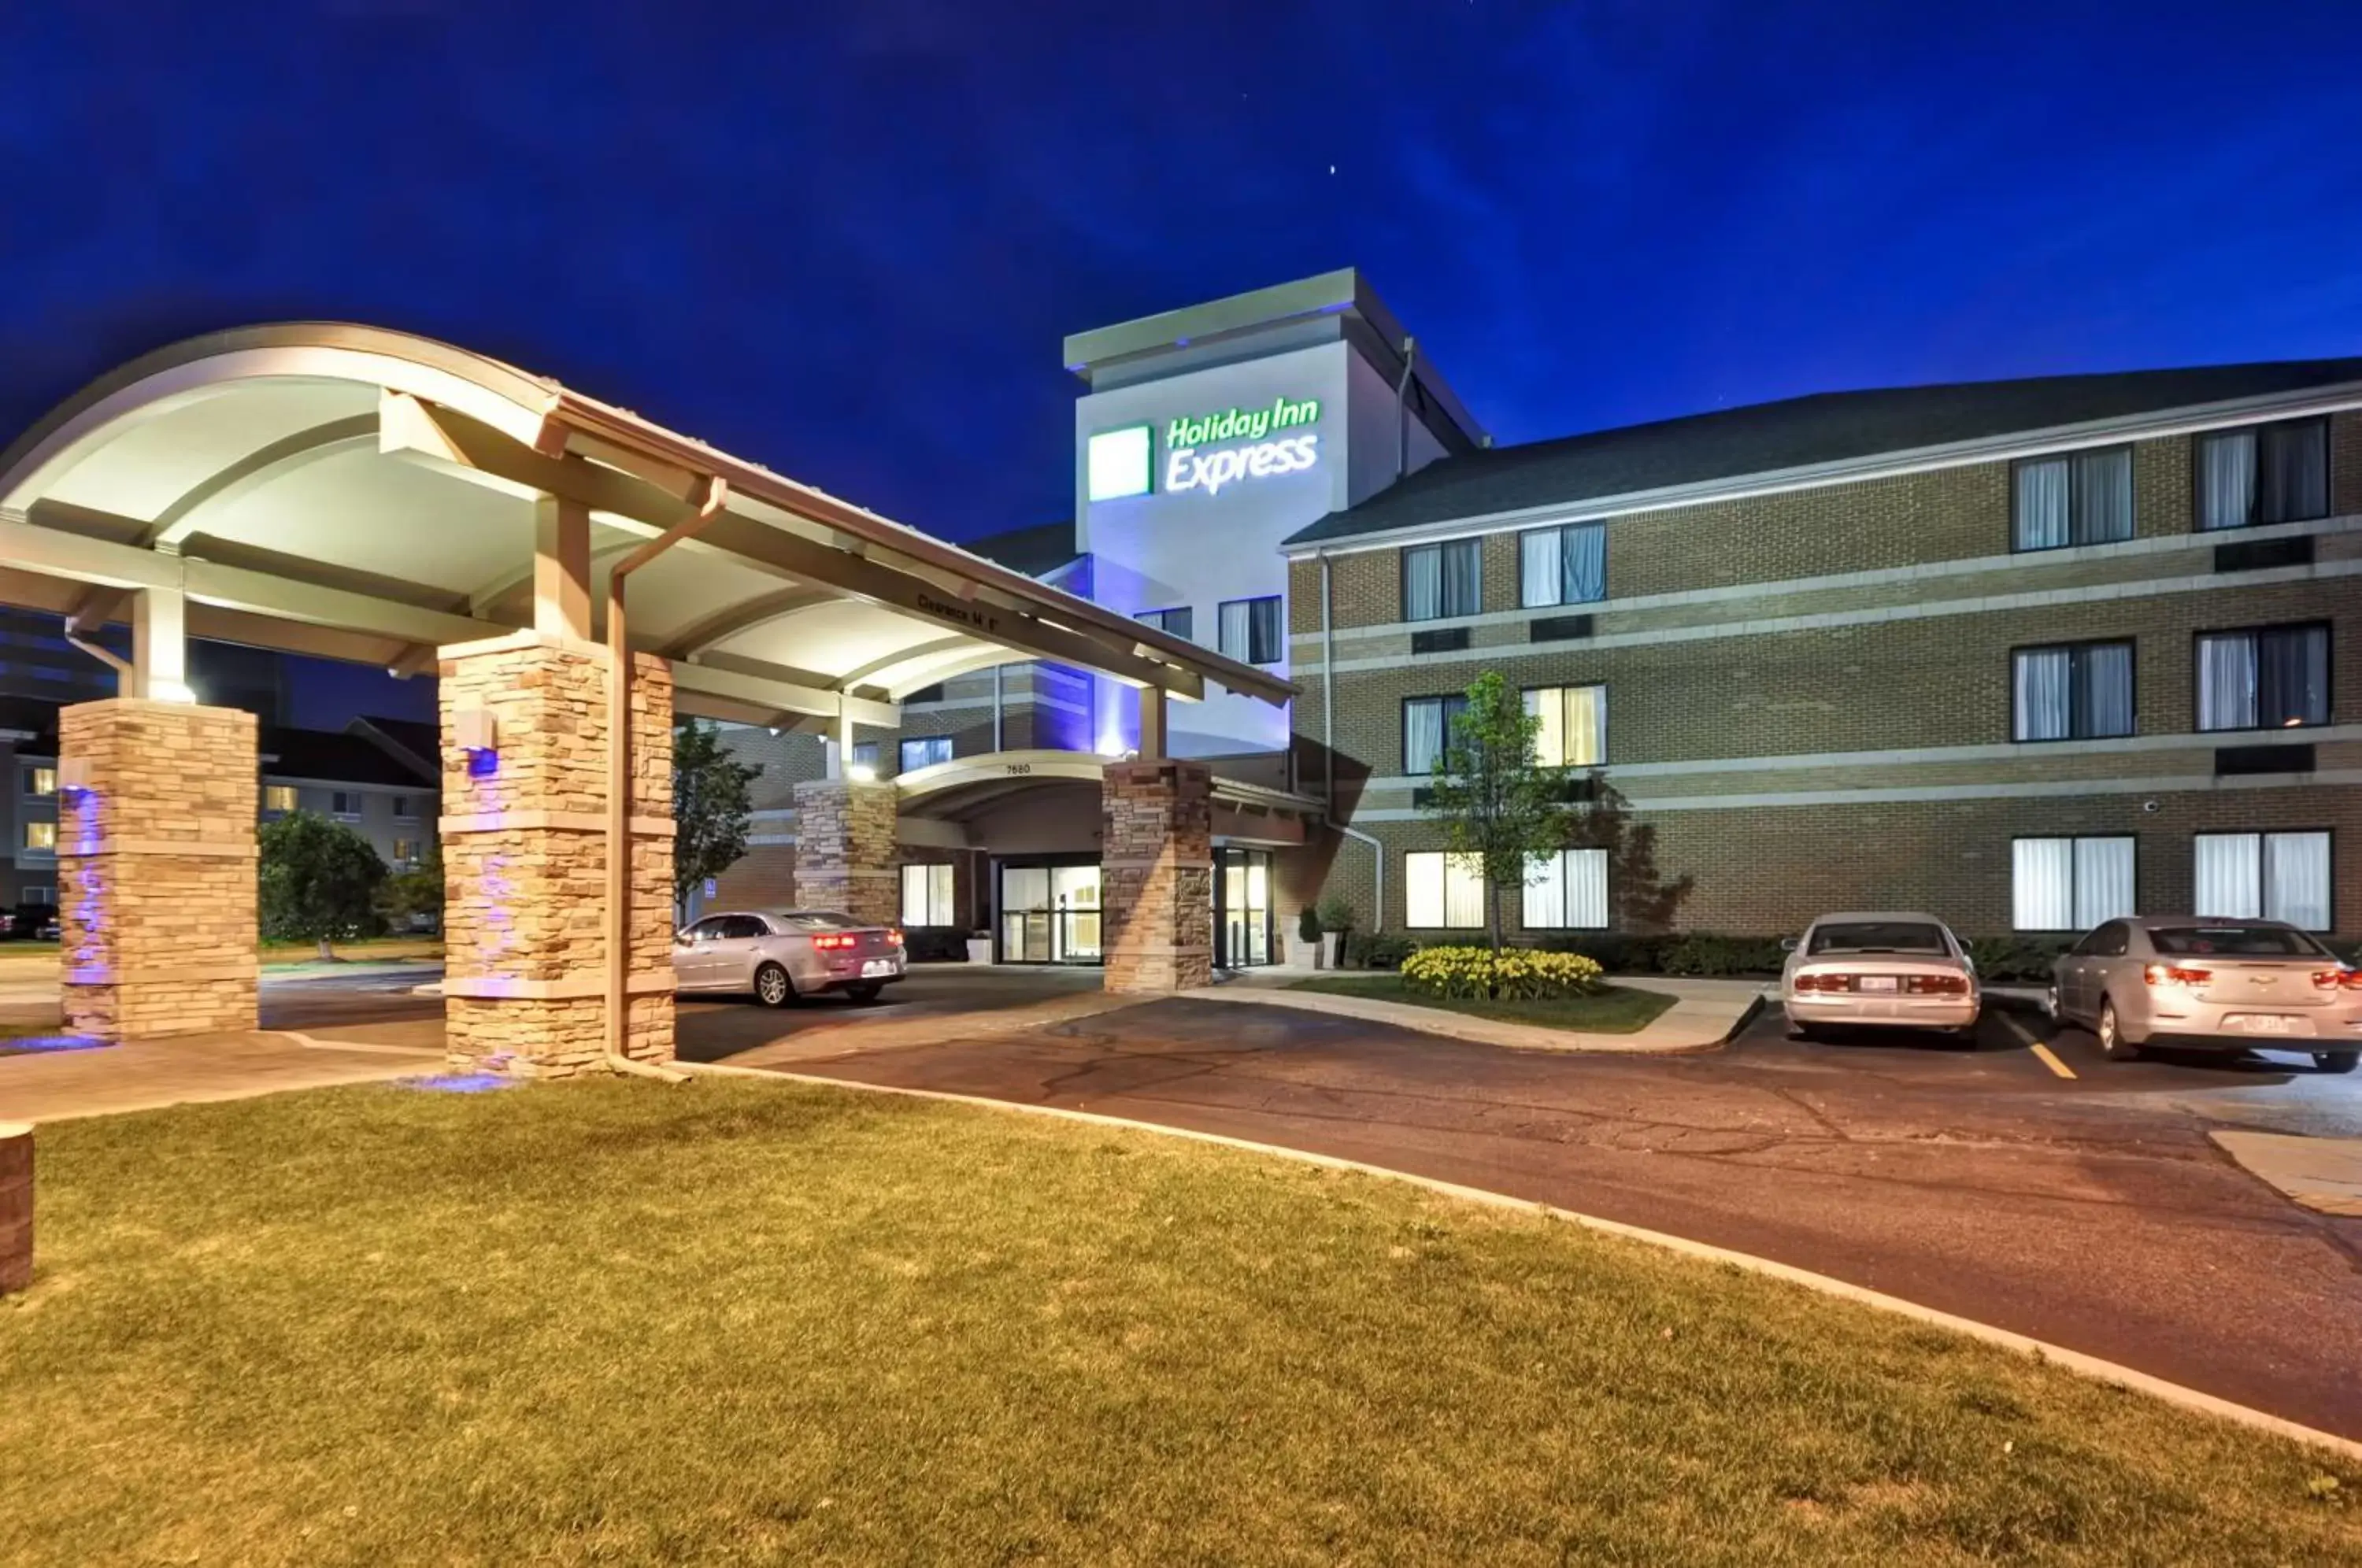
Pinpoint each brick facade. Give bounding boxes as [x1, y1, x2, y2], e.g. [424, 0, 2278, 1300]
[438, 634, 676, 1077]
[57, 700, 260, 1040]
[790, 779, 901, 925]
[1101, 760, 1212, 992]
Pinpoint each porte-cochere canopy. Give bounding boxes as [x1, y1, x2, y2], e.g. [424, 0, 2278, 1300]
[0, 324, 1293, 726]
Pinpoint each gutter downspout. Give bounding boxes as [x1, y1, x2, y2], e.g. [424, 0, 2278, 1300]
[603, 474, 729, 1082]
[992, 663, 1004, 752]
[1394, 336, 1418, 479]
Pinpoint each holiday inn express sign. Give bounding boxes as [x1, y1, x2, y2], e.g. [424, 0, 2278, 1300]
[1087, 394, 1321, 501]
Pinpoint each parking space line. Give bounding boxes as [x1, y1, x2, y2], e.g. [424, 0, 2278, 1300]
[1996, 1011, 2079, 1079]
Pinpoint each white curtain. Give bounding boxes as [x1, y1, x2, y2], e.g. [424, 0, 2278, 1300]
[2079, 642, 2134, 738]
[2257, 420, 2328, 524]
[1218, 599, 1253, 660]
[1522, 687, 1559, 767]
[1522, 851, 1565, 927]
[1567, 685, 1605, 766]
[1440, 541, 1480, 617]
[1564, 523, 1606, 602]
[2197, 431, 2256, 531]
[1405, 852, 1445, 928]
[2013, 648, 2071, 741]
[2265, 831, 2331, 930]
[2012, 838, 2075, 930]
[2193, 834, 2262, 919]
[2015, 458, 2070, 549]
[1404, 548, 1442, 620]
[2196, 633, 2257, 730]
[1520, 530, 1561, 608]
[2072, 838, 2137, 928]
[1405, 700, 1446, 775]
[2073, 449, 2134, 544]
[1565, 848, 1609, 929]
[1443, 853, 1486, 928]
[901, 863, 954, 926]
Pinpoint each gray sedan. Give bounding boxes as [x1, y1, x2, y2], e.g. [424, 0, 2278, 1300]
[672, 909, 907, 1007]
[2048, 916, 2360, 1073]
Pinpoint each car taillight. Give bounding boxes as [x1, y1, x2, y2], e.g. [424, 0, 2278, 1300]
[886, 929, 905, 947]
[2144, 963, 2212, 988]
[1907, 974, 1968, 996]
[813, 934, 856, 952]
[1795, 971, 1850, 993]
[2312, 968, 2343, 990]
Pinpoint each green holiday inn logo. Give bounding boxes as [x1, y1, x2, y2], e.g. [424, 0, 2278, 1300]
[1087, 394, 1322, 501]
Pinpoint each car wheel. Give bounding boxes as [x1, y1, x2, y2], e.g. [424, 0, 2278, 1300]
[846, 982, 884, 1006]
[2314, 1051, 2359, 1074]
[2097, 997, 2140, 1061]
[754, 963, 796, 1009]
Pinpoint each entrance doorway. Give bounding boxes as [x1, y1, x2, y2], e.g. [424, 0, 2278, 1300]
[998, 860, 1101, 964]
[1215, 848, 1274, 968]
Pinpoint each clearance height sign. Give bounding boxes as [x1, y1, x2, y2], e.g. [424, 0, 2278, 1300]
[1087, 395, 1320, 501]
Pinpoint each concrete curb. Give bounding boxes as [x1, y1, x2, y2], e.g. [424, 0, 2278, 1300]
[1178, 983, 1737, 1055]
[698, 1062, 2362, 1464]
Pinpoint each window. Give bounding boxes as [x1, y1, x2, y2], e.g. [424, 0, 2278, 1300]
[391, 795, 418, 822]
[850, 741, 881, 771]
[1086, 424, 1153, 501]
[263, 784, 298, 813]
[2195, 623, 2329, 731]
[901, 863, 955, 927]
[1402, 539, 1480, 621]
[1216, 596, 1282, 664]
[2012, 448, 2134, 550]
[20, 885, 50, 907]
[1520, 523, 1606, 607]
[391, 838, 421, 867]
[2012, 641, 2134, 741]
[2194, 830, 2331, 930]
[899, 736, 953, 772]
[2012, 836, 2136, 931]
[1522, 848, 1609, 929]
[21, 822, 55, 852]
[330, 791, 361, 820]
[20, 765, 55, 797]
[2196, 418, 2328, 531]
[1524, 685, 1607, 767]
[1136, 606, 1194, 642]
[2068, 920, 2130, 958]
[1401, 694, 1468, 776]
[905, 683, 947, 704]
[1405, 851, 1485, 928]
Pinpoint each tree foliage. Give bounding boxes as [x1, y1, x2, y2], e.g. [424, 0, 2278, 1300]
[1419, 671, 1575, 968]
[374, 842, 445, 935]
[673, 719, 760, 913]
[258, 811, 388, 956]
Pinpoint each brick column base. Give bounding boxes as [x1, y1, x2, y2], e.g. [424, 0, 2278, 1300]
[438, 631, 676, 1078]
[59, 700, 259, 1041]
[1101, 759, 1212, 994]
[791, 779, 900, 925]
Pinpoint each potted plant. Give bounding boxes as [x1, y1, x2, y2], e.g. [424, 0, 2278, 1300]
[966, 929, 994, 964]
[1294, 907, 1323, 968]
[1316, 893, 1355, 970]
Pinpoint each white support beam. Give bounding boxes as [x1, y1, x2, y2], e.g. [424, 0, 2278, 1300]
[533, 494, 592, 639]
[669, 659, 898, 729]
[132, 585, 191, 703]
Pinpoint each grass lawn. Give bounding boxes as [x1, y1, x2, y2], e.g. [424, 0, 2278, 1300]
[1287, 971, 1677, 1033]
[258, 936, 443, 966]
[3, 1082, 2354, 1565]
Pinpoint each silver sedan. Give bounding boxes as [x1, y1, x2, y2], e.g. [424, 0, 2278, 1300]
[2048, 916, 2360, 1073]
[1781, 912, 1980, 1041]
[672, 909, 907, 1007]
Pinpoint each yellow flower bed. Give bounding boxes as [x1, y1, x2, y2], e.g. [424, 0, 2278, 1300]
[1401, 945, 1605, 1001]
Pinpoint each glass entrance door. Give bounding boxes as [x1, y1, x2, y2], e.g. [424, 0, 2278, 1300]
[999, 862, 1101, 964]
[1215, 849, 1272, 967]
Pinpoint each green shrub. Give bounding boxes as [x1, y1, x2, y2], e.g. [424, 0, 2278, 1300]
[1960, 934, 2075, 983]
[1531, 932, 1675, 974]
[1401, 945, 1605, 1001]
[1297, 907, 1321, 941]
[1344, 931, 1416, 970]
[1315, 893, 1357, 936]
[1660, 933, 1789, 977]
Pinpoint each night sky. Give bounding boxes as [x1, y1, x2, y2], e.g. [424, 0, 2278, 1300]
[5, 2, 2360, 720]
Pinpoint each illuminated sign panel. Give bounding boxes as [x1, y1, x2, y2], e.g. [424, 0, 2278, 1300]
[1087, 395, 1322, 501]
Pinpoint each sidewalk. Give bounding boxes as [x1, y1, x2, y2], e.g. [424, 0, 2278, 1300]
[0, 1030, 441, 1124]
[1186, 970, 1765, 1055]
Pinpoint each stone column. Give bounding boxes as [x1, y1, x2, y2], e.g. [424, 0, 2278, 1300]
[58, 700, 259, 1041]
[438, 631, 676, 1078]
[791, 779, 900, 924]
[1100, 759, 1212, 994]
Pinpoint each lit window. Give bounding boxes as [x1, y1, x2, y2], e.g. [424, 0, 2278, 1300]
[20, 766, 55, 797]
[1522, 848, 1609, 929]
[2195, 623, 2329, 731]
[899, 736, 953, 772]
[2194, 831, 2331, 930]
[2196, 418, 2327, 531]
[1525, 686, 1606, 767]
[1405, 851, 1485, 929]
[2012, 836, 2135, 931]
[2012, 448, 2133, 550]
[2012, 642, 2134, 741]
[901, 863, 955, 927]
[1401, 694, 1468, 776]
[22, 822, 55, 852]
[1403, 540, 1480, 621]
[264, 785, 298, 813]
[850, 741, 881, 770]
[1519, 523, 1606, 607]
[391, 838, 420, 867]
[1216, 597, 1283, 664]
[1087, 424, 1153, 501]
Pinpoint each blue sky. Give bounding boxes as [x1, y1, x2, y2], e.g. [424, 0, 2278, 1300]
[6, 0, 2360, 558]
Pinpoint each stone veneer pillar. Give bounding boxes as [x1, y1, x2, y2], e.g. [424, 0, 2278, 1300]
[790, 778, 901, 925]
[1100, 759, 1212, 994]
[438, 631, 676, 1077]
[58, 700, 259, 1040]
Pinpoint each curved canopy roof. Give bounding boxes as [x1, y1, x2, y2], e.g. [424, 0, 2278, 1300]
[0, 324, 1291, 729]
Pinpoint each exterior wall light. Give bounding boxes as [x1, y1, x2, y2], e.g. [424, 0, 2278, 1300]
[454, 708, 498, 775]
[846, 762, 879, 783]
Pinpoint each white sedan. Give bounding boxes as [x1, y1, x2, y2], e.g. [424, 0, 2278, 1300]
[672, 909, 906, 1007]
[1781, 912, 1980, 1042]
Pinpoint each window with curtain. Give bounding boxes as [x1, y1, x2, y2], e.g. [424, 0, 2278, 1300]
[1521, 847, 1609, 929]
[899, 735, 953, 771]
[1216, 596, 1282, 664]
[2012, 836, 2136, 931]
[2194, 830, 2331, 930]
[1405, 851, 1486, 928]
[850, 741, 880, 770]
[1402, 539, 1481, 621]
[900, 863, 955, 927]
[1136, 606, 1194, 642]
[2012, 448, 2134, 550]
[2197, 418, 2328, 531]
[2195, 623, 2330, 731]
[2011, 641, 2134, 741]
[1519, 523, 1607, 608]
[1401, 693, 1469, 775]
[1523, 685, 1607, 767]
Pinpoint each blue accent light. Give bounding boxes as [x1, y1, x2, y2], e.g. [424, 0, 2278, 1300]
[465, 748, 498, 778]
[2, 1033, 112, 1056]
[398, 1072, 517, 1094]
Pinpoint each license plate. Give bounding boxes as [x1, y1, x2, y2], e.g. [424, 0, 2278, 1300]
[861, 960, 896, 978]
[1856, 975, 1898, 993]
[2227, 1013, 2295, 1034]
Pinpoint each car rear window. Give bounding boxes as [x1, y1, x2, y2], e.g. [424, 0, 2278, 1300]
[2149, 926, 2327, 957]
[784, 911, 863, 930]
[1807, 922, 1949, 956]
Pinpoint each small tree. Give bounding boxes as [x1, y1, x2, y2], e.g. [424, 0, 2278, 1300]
[1420, 671, 1574, 986]
[375, 842, 445, 937]
[259, 811, 388, 959]
[673, 718, 759, 918]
